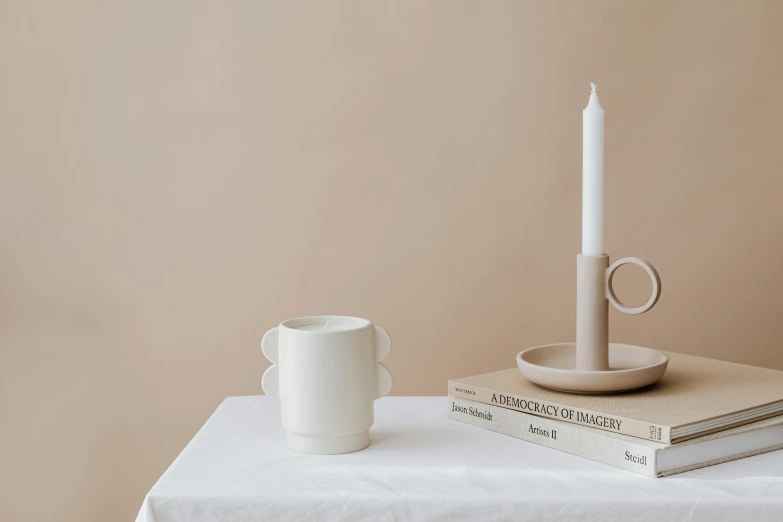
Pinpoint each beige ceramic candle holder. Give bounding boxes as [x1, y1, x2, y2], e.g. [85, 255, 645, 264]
[517, 254, 668, 394]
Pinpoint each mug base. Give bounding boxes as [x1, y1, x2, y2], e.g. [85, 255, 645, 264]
[286, 430, 370, 455]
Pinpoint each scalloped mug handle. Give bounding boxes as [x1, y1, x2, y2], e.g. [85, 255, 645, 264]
[375, 326, 392, 399]
[261, 327, 279, 398]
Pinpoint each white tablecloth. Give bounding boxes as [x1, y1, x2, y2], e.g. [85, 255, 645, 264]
[136, 396, 783, 522]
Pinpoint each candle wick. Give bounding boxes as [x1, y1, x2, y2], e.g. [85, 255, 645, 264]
[324, 320, 330, 332]
[590, 82, 597, 94]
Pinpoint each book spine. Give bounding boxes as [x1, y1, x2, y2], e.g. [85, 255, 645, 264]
[449, 380, 672, 444]
[448, 396, 659, 477]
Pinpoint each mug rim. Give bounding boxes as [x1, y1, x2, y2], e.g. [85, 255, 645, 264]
[280, 315, 372, 333]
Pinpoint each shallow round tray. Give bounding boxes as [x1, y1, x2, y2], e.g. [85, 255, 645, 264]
[516, 342, 668, 394]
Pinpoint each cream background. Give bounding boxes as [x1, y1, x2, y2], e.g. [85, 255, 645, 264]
[1, 1, 782, 520]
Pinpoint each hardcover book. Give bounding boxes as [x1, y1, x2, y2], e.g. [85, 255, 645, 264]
[447, 396, 783, 477]
[449, 352, 783, 443]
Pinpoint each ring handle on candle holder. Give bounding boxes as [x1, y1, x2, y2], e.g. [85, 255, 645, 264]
[606, 257, 661, 315]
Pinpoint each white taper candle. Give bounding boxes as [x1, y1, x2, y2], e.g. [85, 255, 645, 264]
[582, 82, 605, 256]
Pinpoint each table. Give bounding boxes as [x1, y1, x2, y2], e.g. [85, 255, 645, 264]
[136, 396, 783, 522]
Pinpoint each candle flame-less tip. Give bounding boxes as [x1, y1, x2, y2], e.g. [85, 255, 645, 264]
[586, 82, 602, 110]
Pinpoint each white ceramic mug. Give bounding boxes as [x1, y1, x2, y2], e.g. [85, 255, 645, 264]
[261, 316, 392, 454]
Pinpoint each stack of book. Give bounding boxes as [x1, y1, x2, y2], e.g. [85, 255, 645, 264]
[447, 352, 783, 477]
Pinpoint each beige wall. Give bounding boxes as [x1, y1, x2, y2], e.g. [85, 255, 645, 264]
[2, 0, 783, 520]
